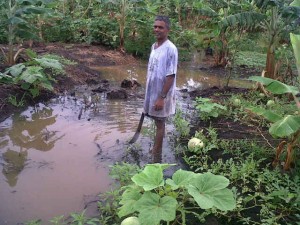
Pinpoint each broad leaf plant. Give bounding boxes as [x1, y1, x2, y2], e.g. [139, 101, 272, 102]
[118, 164, 236, 225]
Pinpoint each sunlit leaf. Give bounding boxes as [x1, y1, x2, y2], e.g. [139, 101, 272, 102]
[187, 173, 235, 210]
[118, 185, 142, 217]
[166, 169, 196, 190]
[269, 115, 300, 138]
[5, 64, 25, 77]
[19, 66, 43, 83]
[131, 164, 165, 191]
[135, 192, 178, 225]
[35, 57, 63, 70]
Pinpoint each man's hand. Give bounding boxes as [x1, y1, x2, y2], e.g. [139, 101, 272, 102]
[154, 98, 164, 111]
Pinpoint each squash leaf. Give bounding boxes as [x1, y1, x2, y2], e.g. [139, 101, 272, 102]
[118, 185, 143, 218]
[131, 164, 166, 191]
[187, 172, 235, 210]
[166, 169, 196, 190]
[135, 192, 178, 225]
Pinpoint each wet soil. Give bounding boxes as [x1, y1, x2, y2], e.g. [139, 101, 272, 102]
[0, 43, 138, 122]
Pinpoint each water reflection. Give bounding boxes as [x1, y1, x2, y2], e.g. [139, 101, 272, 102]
[9, 106, 60, 151]
[2, 149, 28, 187]
[1, 105, 63, 186]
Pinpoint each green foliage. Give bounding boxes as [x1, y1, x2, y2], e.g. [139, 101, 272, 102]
[290, 32, 300, 76]
[8, 93, 26, 107]
[173, 108, 190, 138]
[49, 215, 66, 225]
[25, 219, 42, 225]
[109, 162, 141, 186]
[70, 210, 99, 225]
[234, 51, 266, 68]
[0, 53, 66, 98]
[195, 97, 227, 121]
[184, 132, 300, 225]
[118, 164, 236, 225]
[186, 128, 219, 155]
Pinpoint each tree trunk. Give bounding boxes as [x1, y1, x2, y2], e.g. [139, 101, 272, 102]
[265, 46, 276, 79]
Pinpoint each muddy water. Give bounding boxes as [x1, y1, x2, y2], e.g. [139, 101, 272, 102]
[0, 63, 251, 224]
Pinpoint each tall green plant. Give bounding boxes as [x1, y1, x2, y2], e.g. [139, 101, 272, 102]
[118, 164, 236, 225]
[248, 76, 300, 170]
[97, 0, 144, 52]
[0, 0, 52, 65]
[221, 0, 300, 79]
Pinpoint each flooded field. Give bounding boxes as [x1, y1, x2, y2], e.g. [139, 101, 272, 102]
[0, 64, 251, 224]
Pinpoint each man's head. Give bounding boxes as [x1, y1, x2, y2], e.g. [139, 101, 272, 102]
[153, 15, 170, 42]
[155, 15, 171, 30]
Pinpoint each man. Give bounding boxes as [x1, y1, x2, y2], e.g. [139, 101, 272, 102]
[144, 15, 178, 163]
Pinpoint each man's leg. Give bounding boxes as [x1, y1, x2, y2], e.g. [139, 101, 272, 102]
[152, 119, 165, 163]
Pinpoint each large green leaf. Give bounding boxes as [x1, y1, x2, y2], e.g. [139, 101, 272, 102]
[187, 173, 235, 210]
[131, 164, 165, 191]
[18, 66, 43, 83]
[35, 57, 63, 70]
[269, 115, 300, 138]
[135, 192, 178, 225]
[246, 106, 282, 123]
[118, 185, 143, 217]
[248, 76, 299, 95]
[166, 169, 196, 190]
[5, 64, 25, 77]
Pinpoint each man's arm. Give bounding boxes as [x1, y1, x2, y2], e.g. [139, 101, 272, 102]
[154, 74, 175, 111]
[160, 74, 175, 98]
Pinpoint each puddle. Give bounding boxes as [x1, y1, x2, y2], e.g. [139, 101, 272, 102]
[0, 64, 251, 224]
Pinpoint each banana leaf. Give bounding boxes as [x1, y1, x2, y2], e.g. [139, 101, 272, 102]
[269, 115, 300, 138]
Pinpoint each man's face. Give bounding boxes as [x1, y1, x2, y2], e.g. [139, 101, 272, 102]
[153, 20, 169, 41]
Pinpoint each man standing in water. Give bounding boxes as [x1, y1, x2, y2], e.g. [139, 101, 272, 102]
[144, 15, 178, 163]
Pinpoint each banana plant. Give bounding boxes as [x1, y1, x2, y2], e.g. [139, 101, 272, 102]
[1, 0, 52, 66]
[221, 0, 300, 79]
[97, 0, 144, 52]
[247, 76, 300, 170]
